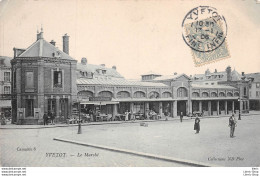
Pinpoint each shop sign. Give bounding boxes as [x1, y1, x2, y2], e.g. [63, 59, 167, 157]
[89, 97, 112, 101]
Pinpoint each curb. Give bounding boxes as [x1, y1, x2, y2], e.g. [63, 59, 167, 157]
[53, 137, 218, 167]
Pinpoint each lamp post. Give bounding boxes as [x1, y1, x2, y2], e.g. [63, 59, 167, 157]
[77, 100, 82, 134]
[238, 98, 241, 120]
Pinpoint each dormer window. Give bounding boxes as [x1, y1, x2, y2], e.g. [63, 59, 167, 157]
[102, 70, 106, 74]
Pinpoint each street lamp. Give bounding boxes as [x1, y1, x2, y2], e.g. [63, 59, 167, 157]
[238, 98, 241, 120]
[77, 100, 82, 134]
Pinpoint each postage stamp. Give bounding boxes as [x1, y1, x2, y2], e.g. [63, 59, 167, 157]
[182, 6, 230, 66]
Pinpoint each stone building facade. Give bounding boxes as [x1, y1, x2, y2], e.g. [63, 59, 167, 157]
[11, 30, 251, 124]
[0, 56, 12, 118]
[11, 29, 77, 124]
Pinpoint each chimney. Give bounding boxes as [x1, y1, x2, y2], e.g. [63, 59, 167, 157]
[50, 40, 56, 46]
[37, 27, 44, 40]
[205, 68, 210, 75]
[215, 69, 217, 73]
[174, 72, 177, 75]
[81, 57, 87, 65]
[242, 72, 245, 76]
[62, 33, 69, 55]
[226, 66, 231, 81]
[112, 65, 117, 70]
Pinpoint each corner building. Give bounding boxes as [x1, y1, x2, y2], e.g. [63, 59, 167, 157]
[11, 30, 77, 124]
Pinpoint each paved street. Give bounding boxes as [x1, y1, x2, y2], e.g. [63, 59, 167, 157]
[1, 114, 260, 167]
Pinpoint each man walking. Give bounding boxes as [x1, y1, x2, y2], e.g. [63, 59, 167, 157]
[180, 112, 183, 122]
[229, 113, 237, 138]
[43, 112, 48, 125]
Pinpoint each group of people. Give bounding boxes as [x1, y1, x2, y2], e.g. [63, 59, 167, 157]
[180, 111, 237, 137]
[43, 112, 55, 125]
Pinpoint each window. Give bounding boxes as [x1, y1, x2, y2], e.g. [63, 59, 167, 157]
[202, 92, 209, 97]
[25, 99, 34, 117]
[133, 91, 145, 98]
[256, 91, 260, 97]
[177, 87, 187, 97]
[211, 83, 214, 85]
[244, 87, 247, 96]
[4, 72, 10, 82]
[256, 83, 260, 88]
[192, 92, 199, 97]
[4, 86, 11, 94]
[162, 92, 171, 98]
[102, 70, 106, 74]
[54, 71, 62, 88]
[117, 91, 130, 98]
[25, 71, 34, 88]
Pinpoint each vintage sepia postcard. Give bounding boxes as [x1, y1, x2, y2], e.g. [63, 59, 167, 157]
[0, 0, 260, 175]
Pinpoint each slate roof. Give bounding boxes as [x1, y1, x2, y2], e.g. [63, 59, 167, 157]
[77, 78, 168, 87]
[77, 63, 123, 78]
[152, 74, 191, 81]
[246, 73, 260, 82]
[191, 83, 237, 89]
[0, 56, 12, 67]
[17, 39, 75, 60]
[141, 71, 161, 76]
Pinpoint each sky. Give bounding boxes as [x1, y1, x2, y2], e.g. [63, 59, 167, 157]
[0, 0, 260, 79]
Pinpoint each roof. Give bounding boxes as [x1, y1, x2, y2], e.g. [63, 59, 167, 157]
[77, 78, 168, 87]
[18, 39, 75, 60]
[246, 73, 260, 82]
[191, 83, 237, 89]
[0, 56, 12, 67]
[193, 69, 242, 82]
[152, 74, 191, 81]
[77, 63, 123, 78]
[141, 71, 161, 76]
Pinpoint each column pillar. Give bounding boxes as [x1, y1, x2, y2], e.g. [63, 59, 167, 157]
[159, 102, 163, 117]
[145, 102, 149, 119]
[112, 104, 118, 120]
[225, 101, 228, 115]
[208, 101, 211, 116]
[56, 96, 60, 118]
[232, 101, 235, 113]
[199, 101, 202, 112]
[130, 102, 134, 120]
[217, 100, 219, 116]
[173, 101, 177, 118]
[189, 100, 193, 115]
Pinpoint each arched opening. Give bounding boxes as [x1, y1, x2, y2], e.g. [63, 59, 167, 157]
[98, 91, 113, 98]
[117, 91, 130, 99]
[177, 87, 188, 97]
[133, 91, 145, 98]
[148, 91, 159, 99]
[162, 92, 172, 98]
[192, 92, 200, 98]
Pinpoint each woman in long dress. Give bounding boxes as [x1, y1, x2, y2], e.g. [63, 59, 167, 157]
[194, 115, 200, 134]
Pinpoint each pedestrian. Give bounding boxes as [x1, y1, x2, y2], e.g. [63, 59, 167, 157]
[180, 112, 183, 122]
[229, 113, 237, 138]
[125, 110, 129, 121]
[50, 112, 55, 125]
[43, 112, 48, 125]
[194, 115, 200, 134]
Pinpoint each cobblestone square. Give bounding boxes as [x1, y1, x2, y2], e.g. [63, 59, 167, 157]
[1, 115, 259, 167]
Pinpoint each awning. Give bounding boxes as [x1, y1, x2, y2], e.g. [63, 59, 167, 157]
[0, 100, 11, 108]
[80, 101, 119, 105]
